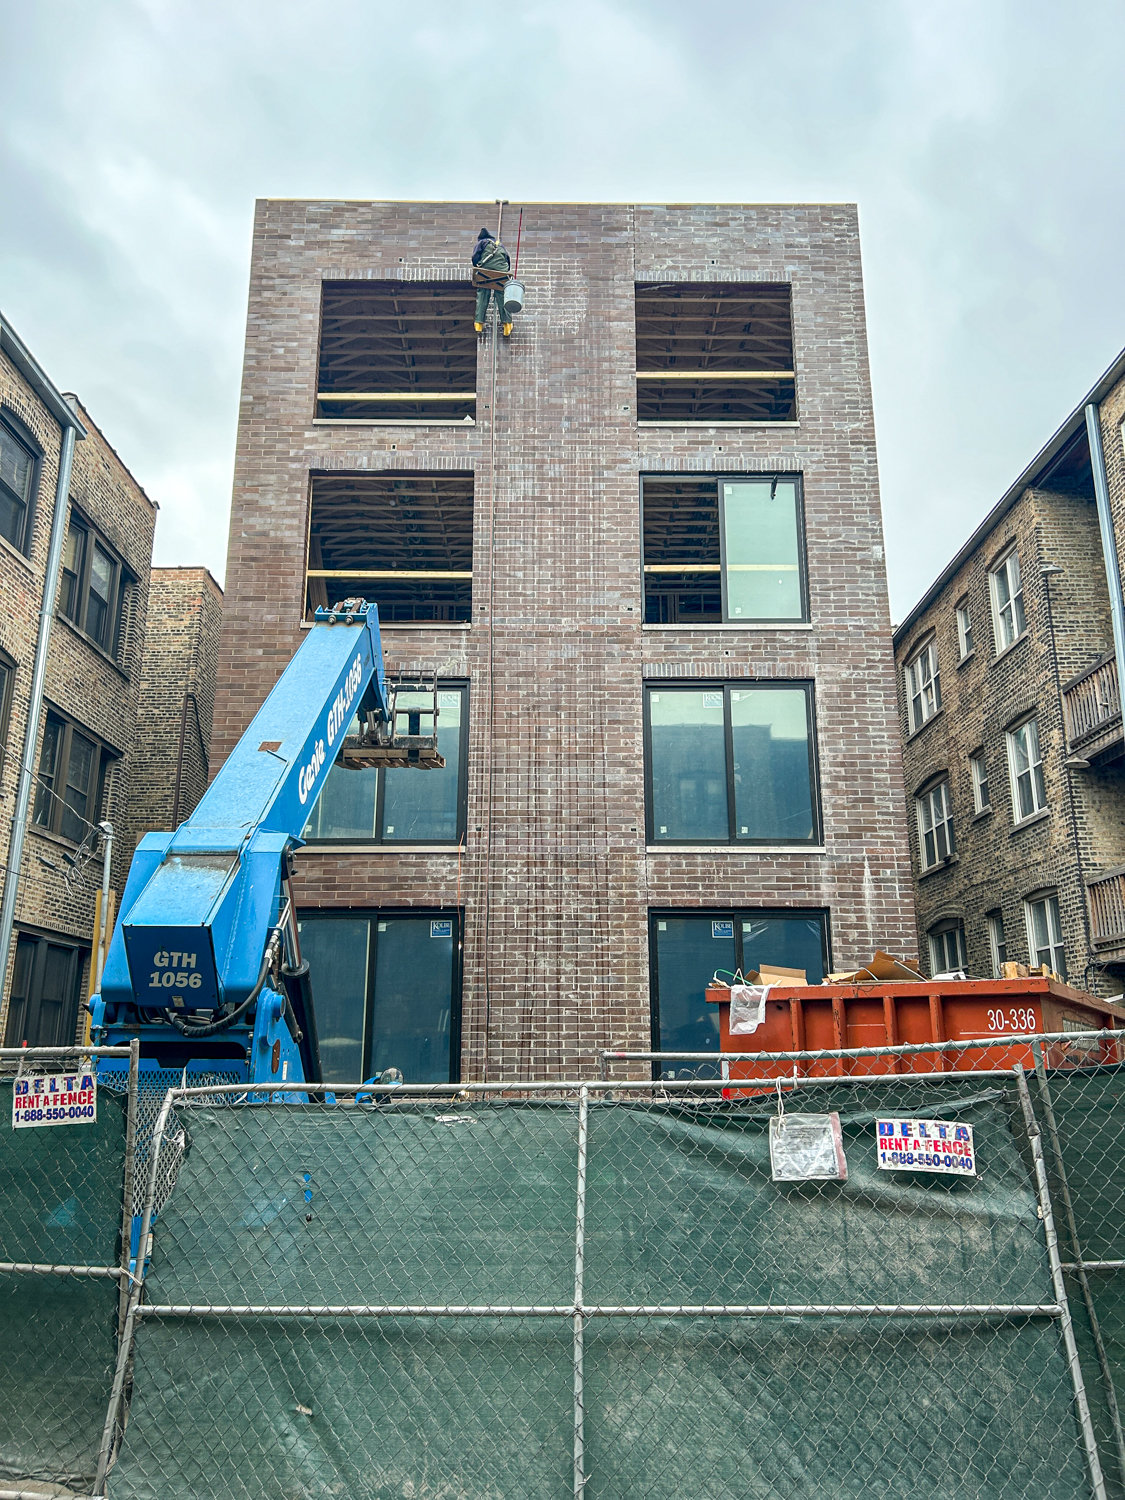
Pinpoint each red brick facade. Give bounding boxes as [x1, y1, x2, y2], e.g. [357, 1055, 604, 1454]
[212, 201, 916, 1079]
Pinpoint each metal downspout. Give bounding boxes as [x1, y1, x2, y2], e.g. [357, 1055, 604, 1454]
[1085, 402, 1125, 677]
[0, 408, 82, 1006]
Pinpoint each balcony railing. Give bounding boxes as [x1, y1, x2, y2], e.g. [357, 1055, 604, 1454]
[1063, 654, 1121, 752]
[1089, 868, 1125, 947]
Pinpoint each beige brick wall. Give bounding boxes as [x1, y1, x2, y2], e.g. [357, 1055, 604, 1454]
[0, 368, 156, 1039]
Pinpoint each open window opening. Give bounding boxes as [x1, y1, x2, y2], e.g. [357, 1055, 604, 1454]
[642, 474, 807, 624]
[635, 283, 796, 423]
[316, 280, 477, 423]
[305, 471, 473, 623]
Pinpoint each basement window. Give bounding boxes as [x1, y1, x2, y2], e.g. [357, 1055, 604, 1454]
[635, 283, 796, 423]
[316, 281, 477, 423]
[305, 471, 473, 623]
[642, 474, 807, 624]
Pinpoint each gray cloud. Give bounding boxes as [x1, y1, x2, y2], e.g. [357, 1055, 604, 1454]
[2, 0, 1123, 616]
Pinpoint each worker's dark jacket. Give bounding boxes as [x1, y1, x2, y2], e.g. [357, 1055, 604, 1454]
[472, 239, 510, 272]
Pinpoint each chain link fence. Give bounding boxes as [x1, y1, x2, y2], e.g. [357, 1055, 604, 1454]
[7, 1034, 1125, 1498]
[0, 1043, 137, 1499]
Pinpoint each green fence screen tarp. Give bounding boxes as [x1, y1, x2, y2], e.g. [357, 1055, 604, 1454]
[0, 1078, 125, 1489]
[107, 1091, 1092, 1500]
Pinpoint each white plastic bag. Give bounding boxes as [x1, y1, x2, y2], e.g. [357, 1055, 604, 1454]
[729, 984, 771, 1034]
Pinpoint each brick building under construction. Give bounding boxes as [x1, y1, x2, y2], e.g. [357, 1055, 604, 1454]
[210, 200, 916, 1083]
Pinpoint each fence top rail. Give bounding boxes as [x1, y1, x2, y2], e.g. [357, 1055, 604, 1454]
[161, 1069, 1024, 1103]
[0, 1045, 131, 1059]
[601, 1030, 1111, 1065]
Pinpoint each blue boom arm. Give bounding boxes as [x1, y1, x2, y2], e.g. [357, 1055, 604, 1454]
[91, 601, 395, 1087]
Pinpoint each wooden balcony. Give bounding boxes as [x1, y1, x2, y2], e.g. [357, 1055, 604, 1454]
[1089, 868, 1125, 953]
[1063, 654, 1122, 761]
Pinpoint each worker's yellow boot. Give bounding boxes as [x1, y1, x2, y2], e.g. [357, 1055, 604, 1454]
[502, 322, 513, 337]
[474, 321, 484, 334]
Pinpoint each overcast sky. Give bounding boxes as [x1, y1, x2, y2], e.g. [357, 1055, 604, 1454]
[2, 0, 1123, 619]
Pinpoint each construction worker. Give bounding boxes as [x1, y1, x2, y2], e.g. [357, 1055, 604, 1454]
[472, 227, 513, 337]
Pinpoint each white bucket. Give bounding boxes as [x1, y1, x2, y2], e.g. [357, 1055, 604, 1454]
[503, 279, 525, 315]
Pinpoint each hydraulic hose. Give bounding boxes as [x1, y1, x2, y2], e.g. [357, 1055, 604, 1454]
[161, 929, 280, 1038]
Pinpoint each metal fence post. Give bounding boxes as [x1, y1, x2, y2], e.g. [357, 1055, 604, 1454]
[1031, 1039, 1125, 1486]
[1015, 1065, 1108, 1500]
[573, 1085, 588, 1499]
[95, 1085, 178, 1495]
[117, 1038, 140, 1333]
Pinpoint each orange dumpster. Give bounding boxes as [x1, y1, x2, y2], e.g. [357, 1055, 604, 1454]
[704, 975, 1125, 1086]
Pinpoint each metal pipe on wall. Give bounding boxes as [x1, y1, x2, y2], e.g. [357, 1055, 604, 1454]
[0, 403, 83, 1012]
[1085, 402, 1125, 678]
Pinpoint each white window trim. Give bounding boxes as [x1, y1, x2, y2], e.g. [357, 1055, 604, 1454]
[928, 922, 966, 975]
[1005, 717, 1046, 824]
[986, 912, 1007, 979]
[989, 550, 1026, 654]
[955, 602, 974, 660]
[915, 780, 955, 872]
[970, 753, 990, 814]
[1023, 893, 1065, 976]
[905, 640, 941, 734]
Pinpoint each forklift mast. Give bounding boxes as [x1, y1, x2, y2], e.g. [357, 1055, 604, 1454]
[90, 600, 441, 1089]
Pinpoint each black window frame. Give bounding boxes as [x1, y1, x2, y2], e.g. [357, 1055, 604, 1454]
[58, 508, 132, 661]
[643, 679, 822, 848]
[296, 906, 464, 1083]
[3, 930, 86, 1048]
[640, 472, 809, 626]
[303, 680, 470, 846]
[0, 409, 42, 556]
[32, 708, 117, 843]
[648, 906, 832, 1074]
[0, 648, 16, 776]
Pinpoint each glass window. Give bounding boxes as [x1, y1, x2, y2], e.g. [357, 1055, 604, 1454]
[641, 474, 807, 626]
[647, 689, 728, 842]
[956, 602, 974, 658]
[0, 420, 35, 551]
[297, 911, 460, 1085]
[646, 683, 819, 846]
[56, 512, 127, 659]
[970, 753, 990, 814]
[1007, 718, 1046, 822]
[928, 922, 966, 976]
[991, 552, 1026, 651]
[61, 523, 84, 621]
[905, 642, 941, 733]
[720, 479, 804, 621]
[1025, 894, 1066, 978]
[304, 685, 467, 844]
[32, 711, 114, 842]
[915, 780, 954, 871]
[987, 911, 1007, 978]
[651, 911, 828, 1076]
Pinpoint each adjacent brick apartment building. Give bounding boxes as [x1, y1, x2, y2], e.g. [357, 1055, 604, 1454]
[125, 565, 223, 854]
[894, 348, 1125, 993]
[0, 316, 157, 1048]
[211, 200, 916, 1083]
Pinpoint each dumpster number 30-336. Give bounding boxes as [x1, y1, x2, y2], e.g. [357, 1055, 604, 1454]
[986, 1007, 1036, 1032]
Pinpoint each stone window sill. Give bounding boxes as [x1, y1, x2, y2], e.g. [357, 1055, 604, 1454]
[0, 530, 35, 576]
[1011, 808, 1050, 834]
[907, 707, 944, 742]
[919, 855, 959, 880]
[957, 650, 976, 670]
[647, 845, 826, 855]
[296, 844, 463, 856]
[992, 633, 1028, 667]
[971, 807, 993, 823]
[55, 612, 130, 681]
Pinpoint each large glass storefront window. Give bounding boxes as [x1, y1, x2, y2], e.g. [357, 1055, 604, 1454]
[649, 910, 829, 1077]
[303, 685, 467, 844]
[297, 911, 461, 1085]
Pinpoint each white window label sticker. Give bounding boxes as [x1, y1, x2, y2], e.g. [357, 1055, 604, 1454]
[712, 920, 734, 939]
[704, 692, 722, 708]
[13, 1071, 97, 1129]
[876, 1118, 976, 1176]
[431, 919, 453, 938]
